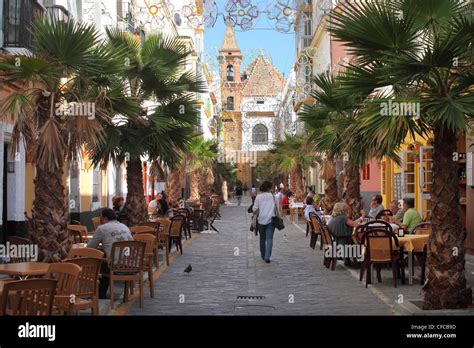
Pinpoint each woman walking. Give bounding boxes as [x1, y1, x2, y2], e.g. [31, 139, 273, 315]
[253, 181, 279, 263]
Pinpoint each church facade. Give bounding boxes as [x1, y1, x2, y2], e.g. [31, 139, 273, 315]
[218, 26, 285, 188]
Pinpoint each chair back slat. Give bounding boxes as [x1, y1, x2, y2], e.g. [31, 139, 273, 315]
[110, 241, 145, 272]
[66, 247, 104, 260]
[133, 234, 156, 255]
[129, 225, 155, 235]
[361, 228, 398, 263]
[1, 279, 57, 316]
[169, 215, 185, 238]
[309, 214, 322, 234]
[139, 222, 160, 235]
[46, 263, 81, 313]
[66, 258, 101, 299]
[320, 226, 334, 246]
[413, 222, 432, 235]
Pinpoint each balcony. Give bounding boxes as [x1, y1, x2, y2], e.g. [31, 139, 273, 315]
[46, 5, 70, 22]
[3, 0, 45, 50]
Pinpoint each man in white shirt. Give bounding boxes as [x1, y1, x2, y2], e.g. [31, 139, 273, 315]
[253, 181, 278, 263]
[87, 208, 133, 298]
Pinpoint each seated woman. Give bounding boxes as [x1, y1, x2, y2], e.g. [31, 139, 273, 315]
[327, 202, 361, 266]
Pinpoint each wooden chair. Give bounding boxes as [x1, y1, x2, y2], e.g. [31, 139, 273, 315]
[139, 221, 160, 234]
[156, 219, 170, 266]
[67, 225, 89, 244]
[359, 229, 405, 288]
[0, 279, 57, 316]
[133, 234, 156, 298]
[320, 225, 337, 270]
[210, 195, 221, 219]
[92, 217, 101, 231]
[6, 237, 33, 263]
[66, 247, 104, 260]
[129, 225, 155, 235]
[65, 258, 101, 315]
[205, 206, 220, 233]
[177, 208, 192, 239]
[46, 263, 82, 315]
[309, 213, 323, 250]
[103, 241, 145, 309]
[169, 215, 186, 254]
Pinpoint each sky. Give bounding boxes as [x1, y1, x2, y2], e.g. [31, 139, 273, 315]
[203, 1, 296, 77]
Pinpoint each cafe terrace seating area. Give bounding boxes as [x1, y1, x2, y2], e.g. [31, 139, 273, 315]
[0, 197, 221, 316]
[306, 211, 431, 288]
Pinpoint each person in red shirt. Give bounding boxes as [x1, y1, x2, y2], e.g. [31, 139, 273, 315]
[282, 191, 290, 210]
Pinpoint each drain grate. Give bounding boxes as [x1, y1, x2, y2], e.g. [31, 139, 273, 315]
[237, 295, 266, 301]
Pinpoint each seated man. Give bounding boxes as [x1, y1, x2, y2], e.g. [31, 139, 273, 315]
[148, 195, 161, 215]
[390, 199, 404, 221]
[391, 197, 422, 233]
[87, 208, 133, 299]
[304, 196, 322, 222]
[367, 194, 384, 219]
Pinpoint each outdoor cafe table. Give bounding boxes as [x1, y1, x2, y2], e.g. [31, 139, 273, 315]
[0, 262, 50, 280]
[290, 203, 305, 225]
[352, 229, 429, 285]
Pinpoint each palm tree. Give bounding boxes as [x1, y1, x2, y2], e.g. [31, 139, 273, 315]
[269, 135, 316, 201]
[88, 30, 205, 225]
[0, 18, 137, 261]
[300, 73, 390, 218]
[329, 0, 473, 308]
[183, 136, 217, 201]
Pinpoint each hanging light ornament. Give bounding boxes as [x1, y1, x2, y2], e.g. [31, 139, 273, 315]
[266, 0, 295, 33]
[134, 0, 174, 32]
[224, 0, 259, 31]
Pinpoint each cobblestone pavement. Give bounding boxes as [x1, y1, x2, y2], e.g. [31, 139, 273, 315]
[126, 196, 396, 315]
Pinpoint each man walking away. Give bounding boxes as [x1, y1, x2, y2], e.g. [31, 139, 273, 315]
[251, 185, 257, 204]
[236, 184, 243, 206]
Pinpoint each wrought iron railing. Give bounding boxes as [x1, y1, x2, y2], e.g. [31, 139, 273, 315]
[3, 0, 45, 49]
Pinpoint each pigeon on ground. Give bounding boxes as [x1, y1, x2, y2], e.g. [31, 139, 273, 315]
[184, 264, 192, 274]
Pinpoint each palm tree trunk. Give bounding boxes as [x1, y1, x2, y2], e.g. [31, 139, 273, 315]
[422, 127, 472, 309]
[189, 170, 200, 201]
[198, 169, 212, 199]
[292, 166, 305, 201]
[30, 104, 69, 262]
[124, 159, 147, 226]
[31, 165, 70, 262]
[321, 158, 339, 214]
[344, 162, 363, 220]
[168, 161, 184, 204]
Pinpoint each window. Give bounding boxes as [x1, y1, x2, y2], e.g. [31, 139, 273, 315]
[92, 166, 101, 203]
[226, 96, 234, 111]
[403, 151, 416, 195]
[393, 173, 402, 201]
[226, 65, 234, 81]
[4, 0, 44, 49]
[362, 164, 370, 180]
[253, 124, 268, 145]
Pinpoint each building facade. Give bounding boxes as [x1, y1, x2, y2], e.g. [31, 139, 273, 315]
[218, 25, 285, 188]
